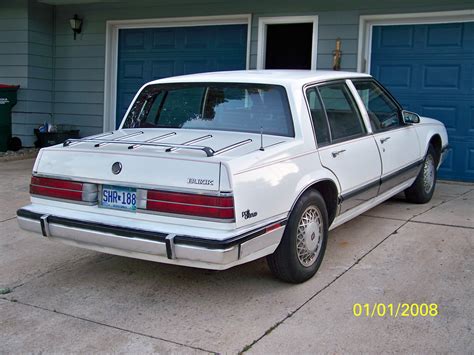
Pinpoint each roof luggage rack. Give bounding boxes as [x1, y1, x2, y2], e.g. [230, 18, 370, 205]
[62, 131, 115, 147]
[63, 134, 255, 157]
[165, 134, 212, 152]
[93, 131, 145, 147]
[127, 132, 176, 150]
[63, 137, 216, 157]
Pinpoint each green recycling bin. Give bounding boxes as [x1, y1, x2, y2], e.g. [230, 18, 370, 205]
[0, 84, 20, 152]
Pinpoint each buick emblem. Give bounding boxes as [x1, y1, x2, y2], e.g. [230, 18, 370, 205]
[111, 162, 122, 175]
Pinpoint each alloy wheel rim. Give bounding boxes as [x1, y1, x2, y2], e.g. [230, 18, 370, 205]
[423, 155, 435, 194]
[296, 206, 323, 267]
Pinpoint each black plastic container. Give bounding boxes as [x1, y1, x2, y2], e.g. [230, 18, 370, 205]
[34, 129, 80, 148]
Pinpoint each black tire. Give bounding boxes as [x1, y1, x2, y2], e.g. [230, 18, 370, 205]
[267, 190, 328, 283]
[405, 144, 438, 204]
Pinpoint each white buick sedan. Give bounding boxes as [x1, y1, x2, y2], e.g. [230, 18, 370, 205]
[17, 70, 448, 283]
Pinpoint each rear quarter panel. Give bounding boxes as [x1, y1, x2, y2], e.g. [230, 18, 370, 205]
[231, 152, 339, 229]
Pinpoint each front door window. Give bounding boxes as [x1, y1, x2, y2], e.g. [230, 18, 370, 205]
[352, 80, 401, 132]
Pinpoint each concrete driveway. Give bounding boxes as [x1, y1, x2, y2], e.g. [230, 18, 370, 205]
[1, 159, 473, 353]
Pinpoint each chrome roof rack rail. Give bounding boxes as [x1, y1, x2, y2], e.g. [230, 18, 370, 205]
[93, 131, 144, 147]
[63, 131, 115, 147]
[63, 138, 215, 157]
[128, 132, 176, 150]
[213, 139, 252, 156]
[165, 134, 212, 152]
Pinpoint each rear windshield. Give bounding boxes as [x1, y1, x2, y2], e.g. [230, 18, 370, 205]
[122, 83, 294, 137]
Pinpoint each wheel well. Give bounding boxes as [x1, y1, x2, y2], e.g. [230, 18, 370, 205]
[429, 134, 442, 164]
[308, 180, 338, 226]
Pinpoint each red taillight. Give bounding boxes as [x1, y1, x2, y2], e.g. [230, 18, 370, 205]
[30, 176, 97, 203]
[143, 190, 234, 220]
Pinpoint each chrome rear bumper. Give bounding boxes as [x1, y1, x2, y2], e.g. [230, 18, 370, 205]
[17, 208, 285, 270]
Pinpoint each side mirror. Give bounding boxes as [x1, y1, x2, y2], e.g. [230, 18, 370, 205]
[402, 110, 420, 124]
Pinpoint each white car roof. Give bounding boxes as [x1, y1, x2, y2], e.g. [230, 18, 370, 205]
[148, 70, 371, 86]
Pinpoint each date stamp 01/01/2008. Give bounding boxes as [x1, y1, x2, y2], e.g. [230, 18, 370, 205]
[353, 303, 439, 318]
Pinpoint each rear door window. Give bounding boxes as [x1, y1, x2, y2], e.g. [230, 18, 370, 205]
[318, 83, 366, 142]
[306, 87, 331, 146]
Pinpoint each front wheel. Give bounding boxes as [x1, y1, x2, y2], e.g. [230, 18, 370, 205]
[267, 190, 328, 283]
[405, 144, 437, 204]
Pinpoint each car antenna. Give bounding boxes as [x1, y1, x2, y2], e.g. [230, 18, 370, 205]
[259, 125, 265, 151]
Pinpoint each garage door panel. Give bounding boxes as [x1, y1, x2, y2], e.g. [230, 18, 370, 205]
[216, 58, 247, 71]
[116, 24, 247, 127]
[468, 144, 474, 174]
[216, 26, 248, 48]
[437, 141, 474, 181]
[376, 25, 414, 48]
[121, 61, 145, 79]
[184, 27, 212, 49]
[426, 23, 464, 47]
[470, 107, 474, 133]
[151, 60, 175, 79]
[182, 59, 209, 74]
[423, 65, 461, 89]
[152, 29, 177, 49]
[372, 22, 474, 181]
[122, 30, 146, 50]
[420, 105, 458, 132]
[375, 65, 412, 88]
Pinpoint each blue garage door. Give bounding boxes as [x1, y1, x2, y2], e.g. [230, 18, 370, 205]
[371, 22, 474, 181]
[116, 24, 248, 127]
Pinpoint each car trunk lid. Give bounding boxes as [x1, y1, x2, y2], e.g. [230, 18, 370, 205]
[33, 129, 290, 192]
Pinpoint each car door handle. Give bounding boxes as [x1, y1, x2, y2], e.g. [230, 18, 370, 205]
[380, 137, 391, 144]
[331, 149, 346, 158]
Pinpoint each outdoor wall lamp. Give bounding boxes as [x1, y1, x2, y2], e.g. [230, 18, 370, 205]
[69, 14, 83, 40]
[332, 38, 342, 71]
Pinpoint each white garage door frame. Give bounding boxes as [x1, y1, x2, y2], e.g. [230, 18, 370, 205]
[103, 14, 252, 132]
[357, 9, 474, 74]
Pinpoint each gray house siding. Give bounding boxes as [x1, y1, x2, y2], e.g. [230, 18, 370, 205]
[23, 0, 54, 147]
[1, 0, 472, 145]
[0, 0, 28, 88]
[0, 0, 53, 146]
[0, 0, 30, 144]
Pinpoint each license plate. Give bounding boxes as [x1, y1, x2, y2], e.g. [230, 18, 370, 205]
[101, 185, 137, 211]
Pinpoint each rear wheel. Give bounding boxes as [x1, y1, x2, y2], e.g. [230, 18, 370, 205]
[267, 190, 328, 283]
[405, 144, 437, 204]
